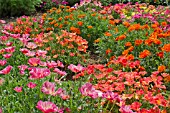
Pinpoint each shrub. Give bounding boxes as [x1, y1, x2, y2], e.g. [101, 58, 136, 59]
[67, 0, 80, 6]
[0, 0, 42, 17]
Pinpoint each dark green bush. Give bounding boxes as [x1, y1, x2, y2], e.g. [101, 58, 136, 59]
[0, 0, 42, 17]
[67, 0, 79, 6]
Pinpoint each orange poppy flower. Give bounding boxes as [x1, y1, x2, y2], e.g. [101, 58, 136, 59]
[58, 17, 62, 21]
[106, 48, 112, 55]
[60, 5, 65, 9]
[104, 32, 112, 36]
[59, 24, 63, 29]
[153, 38, 162, 45]
[116, 34, 126, 41]
[135, 39, 143, 46]
[139, 50, 151, 58]
[151, 24, 158, 28]
[48, 18, 53, 21]
[87, 26, 93, 29]
[94, 38, 100, 43]
[158, 65, 166, 72]
[122, 50, 129, 55]
[109, 20, 115, 25]
[91, 13, 96, 16]
[126, 54, 134, 60]
[70, 26, 81, 34]
[145, 39, 153, 46]
[56, 9, 61, 14]
[128, 46, 134, 52]
[156, 52, 164, 58]
[78, 14, 86, 18]
[125, 42, 132, 47]
[77, 21, 83, 26]
[123, 21, 130, 27]
[46, 47, 51, 51]
[162, 44, 170, 52]
[161, 22, 167, 27]
[164, 75, 170, 83]
[54, 23, 59, 27]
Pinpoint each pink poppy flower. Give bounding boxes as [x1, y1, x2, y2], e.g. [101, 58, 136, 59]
[3, 54, 12, 59]
[57, 60, 64, 68]
[26, 42, 37, 49]
[0, 78, 5, 86]
[55, 88, 65, 96]
[102, 91, 120, 101]
[39, 61, 47, 67]
[36, 50, 47, 58]
[29, 67, 51, 79]
[79, 83, 103, 99]
[0, 107, 2, 113]
[28, 57, 41, 67]
[0, 19, 6, 24]
[18, 65, 28, 70]
[20, 48, 29, 54]
[119, 105, 135, 113]
[0, 49, 5, 54]
[41, 81, 56, 96]
[68, 64, 85, 73]
[6, 42, 13, 46]
[36, 100, 59, 113]
[0, 65, 13, 75]
[27, 82, 37, 89]
[18, 65, 28, 75]
[47, 61, 58, 69]
[25, 51, 35, 57]
[0, 60, 7, 66]
[14, 86, 22, 92]
[53, 68, 67, 76]
[5, 46, 15, 53]
[0, 36, 9, 42]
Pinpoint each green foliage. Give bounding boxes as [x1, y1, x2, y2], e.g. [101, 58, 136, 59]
[0, 0, 42, 17]
[67, 0, 80, 6]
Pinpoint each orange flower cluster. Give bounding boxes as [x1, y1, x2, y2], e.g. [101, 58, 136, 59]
[57, 30, 88, 52]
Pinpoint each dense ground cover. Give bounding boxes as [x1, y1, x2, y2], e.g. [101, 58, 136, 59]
[0, 0, 170, 113]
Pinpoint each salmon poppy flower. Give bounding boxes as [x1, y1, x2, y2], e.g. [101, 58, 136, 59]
[158, 65, 166, 72]
[139, 50, 151, 58]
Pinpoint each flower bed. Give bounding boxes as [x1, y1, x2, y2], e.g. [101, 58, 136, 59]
[0, 1, 170, 113]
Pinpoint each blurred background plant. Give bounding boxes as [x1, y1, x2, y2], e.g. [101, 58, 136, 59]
[0, 0, 42, 17]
